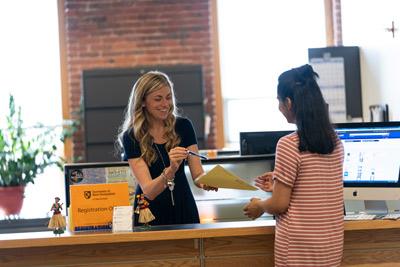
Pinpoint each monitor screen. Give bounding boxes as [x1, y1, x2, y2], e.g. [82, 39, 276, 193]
[240, 131, 293, 155]
[64, 156, 275, 223]
[335, 122, 400, 187]
[64, 162, 136, 209]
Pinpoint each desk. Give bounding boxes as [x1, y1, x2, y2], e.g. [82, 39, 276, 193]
[1, 220, 400, 266]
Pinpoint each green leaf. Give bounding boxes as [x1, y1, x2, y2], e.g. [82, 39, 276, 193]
[0, 95, 68, 187]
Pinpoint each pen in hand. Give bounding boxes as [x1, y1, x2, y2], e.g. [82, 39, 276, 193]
[187, 150, 209, 160]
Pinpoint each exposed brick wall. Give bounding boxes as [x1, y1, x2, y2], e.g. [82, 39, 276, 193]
[61, 0, 216, 161]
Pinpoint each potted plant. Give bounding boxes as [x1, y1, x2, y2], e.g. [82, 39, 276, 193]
[0, 95, 66, 217]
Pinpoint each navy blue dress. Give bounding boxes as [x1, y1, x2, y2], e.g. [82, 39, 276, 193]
[122, 117, 200, 226]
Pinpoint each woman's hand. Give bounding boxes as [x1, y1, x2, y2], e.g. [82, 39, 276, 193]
[194, 173, 218, 191]
[195, 181, 218, 192]
[202, 184, 218, 191]
[167, 147, 188, 173]
[255, 172, 274, 192]
[243, 197, 264, 220]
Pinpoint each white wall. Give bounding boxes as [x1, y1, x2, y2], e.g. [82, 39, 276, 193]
[342, 0, 400, 121]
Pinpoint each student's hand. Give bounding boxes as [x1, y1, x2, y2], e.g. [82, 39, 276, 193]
[255, 172, 274, 192]
[243, 197, 264, 220]
[168, 147, 189, 173]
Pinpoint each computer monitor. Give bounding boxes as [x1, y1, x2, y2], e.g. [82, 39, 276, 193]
[240, 130, 293, 155]
[64, 162, 137, 210]
[64, 155, 275, 223]
[335, 122, 400, 214]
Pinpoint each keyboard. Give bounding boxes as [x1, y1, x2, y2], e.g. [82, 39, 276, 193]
[344, 214, 376, 221]
[381, 213, 400, 220]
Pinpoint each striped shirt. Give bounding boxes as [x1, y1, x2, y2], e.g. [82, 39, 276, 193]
[273, 132, 344, 267]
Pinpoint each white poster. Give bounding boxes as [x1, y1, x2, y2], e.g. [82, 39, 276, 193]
[310, 57, 347, 123]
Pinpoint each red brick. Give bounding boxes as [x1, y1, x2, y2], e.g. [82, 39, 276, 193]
[61, 0, 217, 160]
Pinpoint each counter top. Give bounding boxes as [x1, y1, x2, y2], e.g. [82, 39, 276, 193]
[63, 154, 275, 168]
[1, 219, 400, 250]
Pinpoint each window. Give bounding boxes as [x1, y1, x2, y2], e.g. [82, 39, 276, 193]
[0, 1, 63, 221]
[217, 0, 326, 147]
[341, 0, 400, 120]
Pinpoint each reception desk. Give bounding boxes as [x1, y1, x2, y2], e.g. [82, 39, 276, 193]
[1, 220, 400, 266]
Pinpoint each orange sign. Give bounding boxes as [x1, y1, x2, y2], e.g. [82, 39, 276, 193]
[69, 182, 130, 231]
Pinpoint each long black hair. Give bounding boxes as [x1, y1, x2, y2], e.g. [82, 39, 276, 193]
[277, 64, 336, 154]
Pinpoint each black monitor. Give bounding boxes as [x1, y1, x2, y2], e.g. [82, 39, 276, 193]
[64, 155, 275, 223]
[335, 122, 400, 213]
[240, 131, 293, 155]
[64, 162, 135, 210]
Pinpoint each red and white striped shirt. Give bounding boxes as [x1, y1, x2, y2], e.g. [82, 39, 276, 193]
[273, 132, 344, 267]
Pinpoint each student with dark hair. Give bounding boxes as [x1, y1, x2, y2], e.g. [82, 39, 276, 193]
[244, 64, 344, 267]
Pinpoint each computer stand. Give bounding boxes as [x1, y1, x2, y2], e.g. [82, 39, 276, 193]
[363, 200, 388, 215]
[344, 200, 388, 215]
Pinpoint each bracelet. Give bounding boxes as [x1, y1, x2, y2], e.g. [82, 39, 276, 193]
[161, 168, 174, 183]
[161, 169, 167, 182]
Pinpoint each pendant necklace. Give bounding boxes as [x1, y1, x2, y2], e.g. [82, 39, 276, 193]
[154, 143, 175, 206]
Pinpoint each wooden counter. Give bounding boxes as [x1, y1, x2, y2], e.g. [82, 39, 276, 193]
[1, 220, 400, 266]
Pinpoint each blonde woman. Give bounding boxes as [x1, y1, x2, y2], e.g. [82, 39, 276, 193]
[118, 71, 216, 226]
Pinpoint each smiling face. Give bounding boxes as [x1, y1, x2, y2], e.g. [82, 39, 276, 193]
[143, 85, 173, 122]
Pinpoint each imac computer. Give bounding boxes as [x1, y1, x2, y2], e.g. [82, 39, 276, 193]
[335, 122, 400, 214]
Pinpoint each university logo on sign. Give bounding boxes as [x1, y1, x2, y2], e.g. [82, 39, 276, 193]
[84, 191, 92, 199]
[69, 183, 130, 232]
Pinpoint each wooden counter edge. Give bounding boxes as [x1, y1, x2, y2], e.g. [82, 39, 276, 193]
[343, 219, 400, 231]
[0, 223, 274, 249]
[1, 220, 400, 249]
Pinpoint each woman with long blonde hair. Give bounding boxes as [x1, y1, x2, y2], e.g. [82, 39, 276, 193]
[118, 71, 216, 226]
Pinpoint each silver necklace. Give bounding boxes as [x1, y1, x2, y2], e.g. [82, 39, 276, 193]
[154, 143, 175, 206]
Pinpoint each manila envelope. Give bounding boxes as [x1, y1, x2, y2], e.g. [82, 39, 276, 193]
[195, 165, 258, 191]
